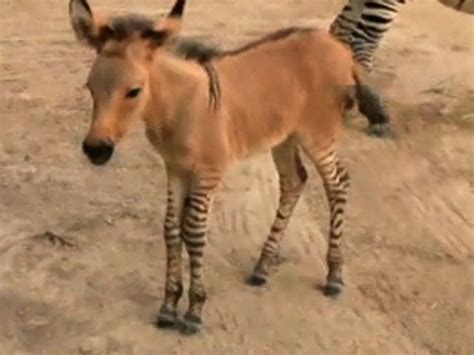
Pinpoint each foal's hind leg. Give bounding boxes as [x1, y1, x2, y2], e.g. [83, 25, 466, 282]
[157, 167, 188, 328]
[249, 140, 307, 286]
[302, 143, 350, 296]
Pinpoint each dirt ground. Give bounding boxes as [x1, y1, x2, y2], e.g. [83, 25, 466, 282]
[0, 1, 473, 354]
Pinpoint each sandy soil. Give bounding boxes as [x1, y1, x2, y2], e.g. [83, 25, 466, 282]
[0, 1, 473, 354]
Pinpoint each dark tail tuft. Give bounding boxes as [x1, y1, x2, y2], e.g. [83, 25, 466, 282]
[352, 67, 390, 125]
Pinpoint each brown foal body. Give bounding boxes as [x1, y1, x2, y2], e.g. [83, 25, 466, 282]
[69, 0, 383, 335]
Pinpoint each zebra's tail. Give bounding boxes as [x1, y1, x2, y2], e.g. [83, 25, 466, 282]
[351, 64, 390, 127]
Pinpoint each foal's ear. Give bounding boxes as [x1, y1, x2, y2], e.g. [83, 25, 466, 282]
[159, 0, 186, 33]
[69, 0, 109, 49]
[143, 0, 187, 48]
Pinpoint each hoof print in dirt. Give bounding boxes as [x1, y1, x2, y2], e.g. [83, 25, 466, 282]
[156, 309, 178, 329]
[180, 315, 202, 335]
[323, 280, 344, 297]
[247, 273, 268, 287]
[34, 231, 77, 249]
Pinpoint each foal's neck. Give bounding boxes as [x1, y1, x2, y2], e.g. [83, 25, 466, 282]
[145, 53, 208, 126]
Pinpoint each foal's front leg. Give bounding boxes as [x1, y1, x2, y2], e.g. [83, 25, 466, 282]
[157, 168, 188, 328]
[180, 174, 221, 335]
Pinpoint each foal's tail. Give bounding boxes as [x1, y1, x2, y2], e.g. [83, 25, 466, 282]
[351, 65, 390, 126]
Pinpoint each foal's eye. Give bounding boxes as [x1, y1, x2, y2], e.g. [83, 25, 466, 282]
[125, 87, 142, 99]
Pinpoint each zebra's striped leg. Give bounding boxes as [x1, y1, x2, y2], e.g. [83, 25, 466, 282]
[180, 174, 221, 335]
[351, 0, 405, 71]
[304, 144, 350, 297]
[329, 0, 366, 46]
[249, 140, 307, 286]
[156, 168, 188, 328]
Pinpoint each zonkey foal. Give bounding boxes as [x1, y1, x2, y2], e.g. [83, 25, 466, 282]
[69, 0, 386, 334]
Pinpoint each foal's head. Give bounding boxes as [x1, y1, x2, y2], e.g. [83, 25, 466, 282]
[69, 0, 186, 165]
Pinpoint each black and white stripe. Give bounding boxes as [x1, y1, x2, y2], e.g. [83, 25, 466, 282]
[330, 0, 406, 71]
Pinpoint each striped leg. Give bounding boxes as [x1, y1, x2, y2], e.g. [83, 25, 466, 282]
[304, 144, 350, 297]
[249, 140, 308, 286]
[156, 168, 188, 328]
[351, 0, 404, 71]
[330, 0, 405, 72]
[352, 0, 402, 136]
[329, 0, 366, 47]
[180, 174, 221, 335]
[330, 1, 394, 137]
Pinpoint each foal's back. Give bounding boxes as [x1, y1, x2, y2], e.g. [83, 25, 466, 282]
[214, 28, 356, 156]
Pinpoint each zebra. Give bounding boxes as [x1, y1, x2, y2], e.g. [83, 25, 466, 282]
[329, 0, 406, 72]
[328, 0, 417, 136]
[330, 0, 469, 71]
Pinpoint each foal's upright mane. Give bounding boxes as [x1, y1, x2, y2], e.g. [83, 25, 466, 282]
[173, 26, 316, 63]
[170, 23, 317, 110]
[100, 13, 316, 64]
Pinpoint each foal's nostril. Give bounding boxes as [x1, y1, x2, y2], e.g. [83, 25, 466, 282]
[82, 140, 114, 165]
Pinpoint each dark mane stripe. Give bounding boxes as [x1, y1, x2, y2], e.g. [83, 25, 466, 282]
[201, 62, 221, 111]
[107, 14, 155, 41]
[101, 14, 315, 63]
[217, 26, 315, 58]
[175, 26, 316, 63]
[97, 17, 315, 112]
[173, 27, 316, 112]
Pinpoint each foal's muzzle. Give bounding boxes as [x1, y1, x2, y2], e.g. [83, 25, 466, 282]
[82, 140, 114, 166]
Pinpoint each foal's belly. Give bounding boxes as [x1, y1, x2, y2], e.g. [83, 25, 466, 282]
[230, 112, 295, 159]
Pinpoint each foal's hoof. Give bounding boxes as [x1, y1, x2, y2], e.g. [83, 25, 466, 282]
[180, 314, 202, 335]
[156, 308, 178, 329]
[368, 123, 392, 138]
[247, 272, 268, 287]
[323, 280, 344, 297]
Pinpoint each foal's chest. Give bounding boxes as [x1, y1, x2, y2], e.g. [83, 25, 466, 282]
[145, 125, 194, 169]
